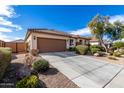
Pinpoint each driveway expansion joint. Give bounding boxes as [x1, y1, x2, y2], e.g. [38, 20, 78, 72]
[102, 67, 124, 88]
[71, 63, 109, 80]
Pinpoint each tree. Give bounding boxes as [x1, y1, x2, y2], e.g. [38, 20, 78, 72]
[104, 23, 115, 42]
[120, 30, 124, 39]
[119, 24, 124, 40]
[88, 14, 109, 52]
[105, 21, 124, 42]
[88, 14, 124, 53]
[113, 21, 124, 40]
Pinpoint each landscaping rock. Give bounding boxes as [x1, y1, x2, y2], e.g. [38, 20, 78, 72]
[121, 55, 124, 57]
[94, 53, 100, 57]
[114, 50, 118, 52]
[16, 66, 31, 80]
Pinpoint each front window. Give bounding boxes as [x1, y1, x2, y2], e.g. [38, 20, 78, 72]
[70, 39, 74, 46]
[79, 40, 82, 43]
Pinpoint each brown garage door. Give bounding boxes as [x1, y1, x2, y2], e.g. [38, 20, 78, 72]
[37, 38, 66, 53]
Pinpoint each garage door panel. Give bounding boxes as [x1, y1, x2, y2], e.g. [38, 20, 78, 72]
[37, 38, 66, 53]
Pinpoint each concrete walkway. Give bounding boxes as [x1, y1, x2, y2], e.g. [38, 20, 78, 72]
[40, 52, 124, 88]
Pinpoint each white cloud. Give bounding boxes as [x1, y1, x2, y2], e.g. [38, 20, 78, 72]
[0, 27, 12, 32]
[0, 5, 15, 18]
[70, 27, 91, 36]
[0, 5, 22, 41]
[0, 32, 23, 42]
[0, 32, 10, 41]
[109, 15, 124, 23]
[0, 17, 22, 30]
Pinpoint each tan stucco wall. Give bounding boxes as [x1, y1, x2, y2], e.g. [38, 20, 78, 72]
[25, 34, 34, 50]
[33, 32, 69, 40]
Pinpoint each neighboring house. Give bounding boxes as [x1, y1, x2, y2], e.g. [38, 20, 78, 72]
[90, 37, 99, 45]
[90, 37, 112, 48]
[0, 40, 5, 47]
[25, 28, 90, 53]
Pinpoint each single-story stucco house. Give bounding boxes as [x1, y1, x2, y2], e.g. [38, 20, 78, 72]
[25, 28, 91, 53]
[90, 36, 99, 45]
[0, 40, 5, 47]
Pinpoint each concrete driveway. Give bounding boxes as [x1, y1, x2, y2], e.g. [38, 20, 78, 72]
[40, 52, 124, 88]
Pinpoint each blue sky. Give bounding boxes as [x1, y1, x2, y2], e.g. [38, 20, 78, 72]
[1, 5, 124, 41]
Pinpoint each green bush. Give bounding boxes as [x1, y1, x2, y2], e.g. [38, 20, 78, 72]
[16, 75, 39, 88]
[90, 45, 104, 54]
[0, 47, 12, 52]
[0, 48, 12, 80]
[114, 42, 124, 49]
[90, 45, 105, 51]
[0, 47, 12, 51]
[68, 47, 76, 51]
[113, 52, 121, 57]
[33, 59, 49, 72]
[75, 45, 88, 55]
[90, 48, 101, 54]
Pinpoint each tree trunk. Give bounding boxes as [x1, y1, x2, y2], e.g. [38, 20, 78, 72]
[102, 42, 108, 53]
[99, 37, 108, 53]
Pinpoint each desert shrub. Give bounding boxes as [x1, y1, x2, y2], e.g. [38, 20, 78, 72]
[90, 45, 105, 51]
[0, 47, 12, 51]
[75, 45, 88, 55]
[16, 75, 39, 88]
[119, 47, 124, 55]
[24, 53, 36, 68]
[31, 49, 39, 56]
[0, 48, 12, 80]
[113, 52, 121, 57]
[108, 56, 117, 60]
[33, 59, 49, 72]
[114, 42, 124, 49]
[90, 45, 105, 54]
[68, 47, 76, 51]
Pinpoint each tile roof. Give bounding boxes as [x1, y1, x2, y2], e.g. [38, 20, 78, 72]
[90, 36, 99, 42]
[25, 28, 91, 40]
[28, 28, 71, 36]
